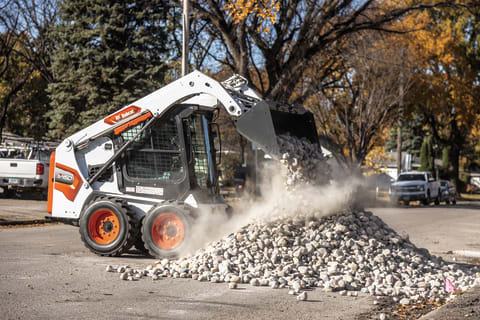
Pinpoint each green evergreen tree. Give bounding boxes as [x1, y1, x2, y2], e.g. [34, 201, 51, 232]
[419, 138, 428, 171]
[386, 113, 426, 157]
[47, 0, 169, 139]
[419, 136, 434, 172]
[427, 137, 434, 172]
[442, 146, 450, 169]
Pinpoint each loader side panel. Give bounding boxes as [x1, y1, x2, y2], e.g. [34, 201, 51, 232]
[53, 163, 83, 201]
[51, 141, 92, 219]
[75, 136, 120, 194]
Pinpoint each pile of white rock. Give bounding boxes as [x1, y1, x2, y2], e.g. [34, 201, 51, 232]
[107, 209, 480, 302]
[106, 134, 479, 303]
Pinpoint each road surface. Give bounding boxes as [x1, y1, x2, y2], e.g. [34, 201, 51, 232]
[0, 199, 479, 319]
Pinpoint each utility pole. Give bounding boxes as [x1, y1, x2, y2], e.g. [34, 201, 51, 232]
[182, 0, 190, 76]
[396, 48, 405, 176]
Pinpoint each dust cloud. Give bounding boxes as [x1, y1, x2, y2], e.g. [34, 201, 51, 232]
[179, 161, 362, 257]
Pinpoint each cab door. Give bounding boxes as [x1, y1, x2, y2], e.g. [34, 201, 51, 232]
[115, 114, 190, 200]
[182, 111, 220, 203]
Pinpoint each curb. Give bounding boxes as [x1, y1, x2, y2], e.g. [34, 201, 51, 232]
[418, 303, 448, 319]
[0, 218, 50, 226]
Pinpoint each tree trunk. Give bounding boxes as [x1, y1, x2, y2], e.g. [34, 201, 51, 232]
[450, 143, 461, 192]
[239, 136, 246, 164]
[0, 101, 8, 142]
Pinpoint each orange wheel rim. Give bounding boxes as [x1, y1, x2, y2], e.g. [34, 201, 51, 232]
[152, 213, 184, 250]
[88, 209, 120, 245]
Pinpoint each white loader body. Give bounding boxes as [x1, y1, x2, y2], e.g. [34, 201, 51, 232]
[49, 71, 250, 220]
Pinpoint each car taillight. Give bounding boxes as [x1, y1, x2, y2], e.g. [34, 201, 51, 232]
[36, 163, 44, 175]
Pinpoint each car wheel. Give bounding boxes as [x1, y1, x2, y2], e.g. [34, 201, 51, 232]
[423, 192, 430, 206]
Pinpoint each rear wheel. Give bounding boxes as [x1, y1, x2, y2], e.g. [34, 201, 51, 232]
[79, 198, 134, 256]
[2, 188, 15, 198]
[141, 205, 191, 258]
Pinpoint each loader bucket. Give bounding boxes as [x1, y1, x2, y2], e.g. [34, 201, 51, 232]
[236, 101, 318, 159]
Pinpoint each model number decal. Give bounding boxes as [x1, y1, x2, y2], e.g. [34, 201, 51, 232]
[55, 168, 74, 185]
[135, 186, 163, 196]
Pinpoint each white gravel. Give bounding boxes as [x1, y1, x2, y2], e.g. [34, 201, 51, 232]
[106, 135, 480, 303]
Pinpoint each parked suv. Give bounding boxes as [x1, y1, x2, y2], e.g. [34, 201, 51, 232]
[389, 171, 441, 206]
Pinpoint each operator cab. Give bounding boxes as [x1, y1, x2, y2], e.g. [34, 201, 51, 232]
[112, 104, 222, 205]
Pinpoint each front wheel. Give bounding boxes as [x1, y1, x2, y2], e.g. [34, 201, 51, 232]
[141, 205, 191, 258]
[79, 199, 134, 256]
[423, 191, 431, 206]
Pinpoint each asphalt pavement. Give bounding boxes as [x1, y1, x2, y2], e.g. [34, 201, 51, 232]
[0, 224, 375, 320]
[0, 198, 479, 319]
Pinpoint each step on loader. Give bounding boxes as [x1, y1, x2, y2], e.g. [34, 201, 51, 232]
[47, 71, 319, 258]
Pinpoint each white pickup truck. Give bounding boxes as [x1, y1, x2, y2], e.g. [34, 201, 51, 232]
[0, 144, 54, 197]
[389, 171, 441, 206]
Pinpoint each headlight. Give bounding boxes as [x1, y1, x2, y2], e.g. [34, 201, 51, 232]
[417, 185, 425, 191]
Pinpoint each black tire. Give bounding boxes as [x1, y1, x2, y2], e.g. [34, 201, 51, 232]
[79, 198, 134, 256]
[423, 192, 431, 205]
[141, 204, 191, 258]
[132, 217, 149, 254]
[452, 197, 456, 205]
[445, 200, 450, 205]
[133, 236, 149, 254]
[404, 200, 410, 206]
[2, 188, 15, 198]
[434, 190, 440, 205]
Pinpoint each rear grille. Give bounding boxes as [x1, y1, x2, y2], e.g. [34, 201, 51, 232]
[88, 166, 113, 182]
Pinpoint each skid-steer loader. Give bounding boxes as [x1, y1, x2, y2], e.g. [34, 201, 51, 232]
[47, 71, 318, 258]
